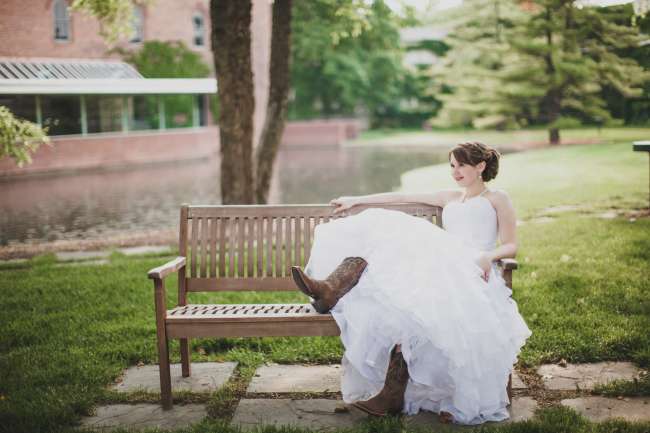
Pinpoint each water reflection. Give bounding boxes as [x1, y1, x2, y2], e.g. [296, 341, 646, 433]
[0, 145, 455, 245]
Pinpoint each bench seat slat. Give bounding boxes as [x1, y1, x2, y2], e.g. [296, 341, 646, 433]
[166, 319, 341, 338]
[165, 303, 341, 337]
[166, 303, 333, 322]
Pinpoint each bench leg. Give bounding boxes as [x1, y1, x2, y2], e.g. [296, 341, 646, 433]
[154, 278, 173, 410]
[157, 333, 173, 410]
[180, 338, 191, 377]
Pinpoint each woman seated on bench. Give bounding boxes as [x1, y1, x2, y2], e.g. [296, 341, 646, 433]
[290, 141, 531, 425]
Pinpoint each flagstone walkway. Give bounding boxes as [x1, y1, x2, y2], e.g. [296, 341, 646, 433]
[79, 361, 649, 431]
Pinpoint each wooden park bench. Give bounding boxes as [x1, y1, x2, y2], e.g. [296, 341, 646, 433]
[147, 203, 519, 409]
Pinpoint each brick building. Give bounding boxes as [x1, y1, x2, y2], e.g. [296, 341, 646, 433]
[0, 0, 276, 176]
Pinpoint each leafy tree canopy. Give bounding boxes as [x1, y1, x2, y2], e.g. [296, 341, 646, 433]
[290, 0, 409, 125]
[117, 40, 211, 78]
[72, 0, 152, 44]
[0, 107, 49, 167]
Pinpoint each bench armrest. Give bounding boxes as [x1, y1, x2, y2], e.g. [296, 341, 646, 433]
[497, 258, 518, 271]
[147, 256, 186, 280]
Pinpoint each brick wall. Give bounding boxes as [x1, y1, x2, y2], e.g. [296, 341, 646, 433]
[0, 127, 220, 177]
[0, 0, 213, 66]
[281, 120, 364, 147]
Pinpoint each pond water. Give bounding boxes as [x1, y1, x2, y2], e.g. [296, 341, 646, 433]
[0, 145, 504, 246]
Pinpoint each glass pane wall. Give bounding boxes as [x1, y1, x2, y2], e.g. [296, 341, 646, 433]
[197, 94, 207, 126]
[41, 95, 81, 135]
[86, 95, 122, 133]
[129, 95, 159, 131]
[0, 95, 37, 122]
[163, 95, 194, 128]
[0, 93, 206, 136]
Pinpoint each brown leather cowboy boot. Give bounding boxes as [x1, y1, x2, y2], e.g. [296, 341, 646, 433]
[290, 257, 367, 313]
[352, 346, 409, 416]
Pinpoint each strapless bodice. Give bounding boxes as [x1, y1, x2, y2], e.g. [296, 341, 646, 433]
[442, 191, 498, 253]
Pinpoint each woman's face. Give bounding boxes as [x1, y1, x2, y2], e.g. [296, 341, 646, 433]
[449, 154, 484, 187]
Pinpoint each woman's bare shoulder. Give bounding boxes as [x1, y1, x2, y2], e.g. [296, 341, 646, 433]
[486, 189, 514, 210]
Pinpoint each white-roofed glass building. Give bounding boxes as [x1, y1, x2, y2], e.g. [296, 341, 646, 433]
[0, 57, 218, 176]
[0, 58, 215, 136]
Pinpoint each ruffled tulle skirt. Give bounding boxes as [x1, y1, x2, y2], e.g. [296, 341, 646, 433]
[303, 208, 532, 425]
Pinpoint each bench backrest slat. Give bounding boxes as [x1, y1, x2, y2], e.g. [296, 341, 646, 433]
[275, 217, 282, 276]
[180, 204, 441, 291]
[200, 215, 209, 277]
[190, 217, 199, 277]
[210, 217, 218, 277]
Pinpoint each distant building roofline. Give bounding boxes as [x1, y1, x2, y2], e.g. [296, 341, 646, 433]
[0, 58, 142, 79]
[0, 58, 217, 94]
[0, 78, 217, 94]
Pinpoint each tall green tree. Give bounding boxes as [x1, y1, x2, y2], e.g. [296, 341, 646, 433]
[598, 5, 650, 125]
[429, 0, 530, 129]
[507, 0, 647, 143]
[290, 0, 407, 126]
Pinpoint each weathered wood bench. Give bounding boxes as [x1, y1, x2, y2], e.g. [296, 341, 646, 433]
[147, 203, 519, 409]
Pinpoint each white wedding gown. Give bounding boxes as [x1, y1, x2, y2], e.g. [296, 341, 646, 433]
[303, 189, 532, 425]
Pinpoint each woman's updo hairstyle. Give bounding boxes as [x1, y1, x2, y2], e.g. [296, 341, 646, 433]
[448, 141, 501, 182]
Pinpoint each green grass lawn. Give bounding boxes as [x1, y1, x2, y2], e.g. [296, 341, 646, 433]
[401, 140, 649, 219]
[1, 140, 649, 433]
[353, 126, 650, 147]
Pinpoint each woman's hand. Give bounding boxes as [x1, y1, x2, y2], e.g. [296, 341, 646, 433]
[475, 252, 493, 282]
[329, 196, 358, 214]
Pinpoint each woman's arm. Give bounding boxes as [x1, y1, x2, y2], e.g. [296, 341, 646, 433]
[333, 190, 456, 208]
[475, 190, 517, 281]
[486, 190, 518, 261]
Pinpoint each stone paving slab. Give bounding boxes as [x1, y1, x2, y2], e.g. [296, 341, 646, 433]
[233, 396, 538, 431]
[512, 371, 526, 390]
[561, 396, 650, 422]
[117, 245, 173, 256]
[406, 396, 538, 428]
[248, 364, 342, 393]
[247, 364, 526, 393]
[56, 250, 112, 261]
[113, 362, 237, 393]
[231, 399, 366, 431]
[537, 362, 641, 391]
[79, 403, 206, 431]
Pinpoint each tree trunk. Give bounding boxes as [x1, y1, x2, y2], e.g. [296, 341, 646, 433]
[543, 6, 561, 146]
[255, 0, 292, 204]
[211, 0, 255, 204]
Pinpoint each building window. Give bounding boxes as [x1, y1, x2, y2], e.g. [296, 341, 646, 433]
[193, 12, 205, 47]
[53, 0, 70, 41]
[163, 95, 194, 128]
[86, 96, 123, 133]
[0, 95, 37, 123]
[129, 95, 159, 131]
[41, 95, 81, 135]
[130, 5, 144, 43]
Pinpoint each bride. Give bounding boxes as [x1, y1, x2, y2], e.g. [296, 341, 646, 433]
[290, 142, 532, 425]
